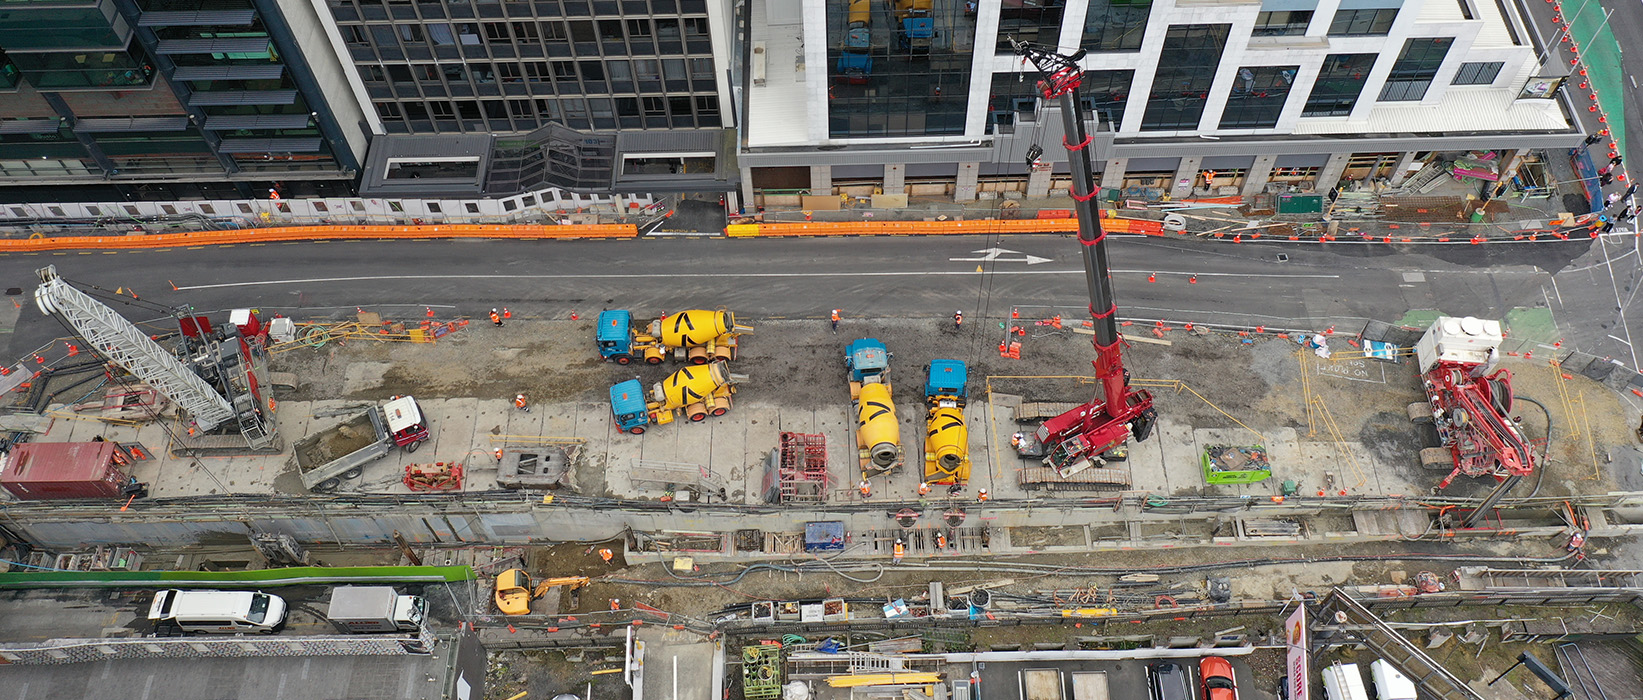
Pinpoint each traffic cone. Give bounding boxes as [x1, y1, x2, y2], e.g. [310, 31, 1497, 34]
[426, 307, 434, 318]
[1188, 275, 1197, 284]
[1148, 273, 1156, 283]
[503, 308, 512, 319]
[570, 311, 580, 320]
[1011, 307, 1019, 319]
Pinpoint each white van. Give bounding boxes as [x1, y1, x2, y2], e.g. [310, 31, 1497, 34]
[1368, 660, 1418, 700]
[1321, 663, 1369, 700]
[148, 589, 288, 634]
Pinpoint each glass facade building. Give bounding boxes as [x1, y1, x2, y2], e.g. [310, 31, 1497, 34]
[0, 0, 362, 198]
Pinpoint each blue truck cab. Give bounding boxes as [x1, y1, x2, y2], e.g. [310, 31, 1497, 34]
[596, 310, 634, 364]
[845, 338, 891, 383]
[925, 359, 967, 405]
[610, 379, 650, 434]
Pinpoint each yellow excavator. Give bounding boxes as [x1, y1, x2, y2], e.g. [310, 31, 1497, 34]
[494, 569, 590, 615]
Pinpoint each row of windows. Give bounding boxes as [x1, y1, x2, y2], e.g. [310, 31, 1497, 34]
[340, 17, 707, 46]
[983, 52, 1509, 131]
[372, 95, 719, 128]
[362, 57, 713, 84]
[1251, 8, 1400, 37]
[330, 0, 709, 17]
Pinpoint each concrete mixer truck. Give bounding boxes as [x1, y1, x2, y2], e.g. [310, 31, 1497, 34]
[923, 359, 969, 485]
[846, 338, 902, 477]
[596, 309, 752, 365]
[608, 363, 738, 434]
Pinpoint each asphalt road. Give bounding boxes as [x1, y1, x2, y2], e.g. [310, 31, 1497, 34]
[2, 233, 1634, 367]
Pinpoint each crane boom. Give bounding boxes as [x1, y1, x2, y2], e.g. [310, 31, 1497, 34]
[34, 266, 236, 431]
[1014, 43, 1157, 477]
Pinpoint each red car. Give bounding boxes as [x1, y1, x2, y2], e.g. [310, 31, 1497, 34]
[1201, 657, 1239, 700]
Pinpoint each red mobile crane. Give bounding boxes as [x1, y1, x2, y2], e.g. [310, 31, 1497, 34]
[1012, 43, 1157, 478]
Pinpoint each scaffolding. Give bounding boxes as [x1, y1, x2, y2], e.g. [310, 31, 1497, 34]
[776, 432, 830, 503]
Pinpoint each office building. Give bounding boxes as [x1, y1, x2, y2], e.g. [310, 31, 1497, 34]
[739, 0, 1580, 206]
[314, 0, 740, 198]
[0, 0, 369, 201]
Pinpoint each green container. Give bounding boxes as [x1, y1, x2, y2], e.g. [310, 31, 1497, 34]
[1203, 444, 1272, 484]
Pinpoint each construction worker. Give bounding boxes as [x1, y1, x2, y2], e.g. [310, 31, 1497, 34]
[514, 393, 530, 412]
[953, 310, 963, 329]
[490, 308, 504, 327]
[610, 598, 621, 610]
[1010, 432, 1024, 449]
[494, 448, 504, 462]
[948, 484, 963, 497]
[858, 479, 871, 498]
[830, 309, 841, 332]
[976, 488, 989, 503]
[599, 548, 614, 562]
[936, 532, 947, 549]
[892, 538, 905, 564]
[917, 482, 931, 496]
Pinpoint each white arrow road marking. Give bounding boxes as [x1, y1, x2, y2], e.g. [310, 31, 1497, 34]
[947, 247, 1053, 265]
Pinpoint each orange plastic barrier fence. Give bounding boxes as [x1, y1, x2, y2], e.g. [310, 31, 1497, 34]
[726, 216, 1162, 238]
[0, 224, 638, 252]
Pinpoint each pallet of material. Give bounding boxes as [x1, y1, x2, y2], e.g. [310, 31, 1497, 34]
[1018, 466, 1132, 490]
[1015, 402, 1083, 423]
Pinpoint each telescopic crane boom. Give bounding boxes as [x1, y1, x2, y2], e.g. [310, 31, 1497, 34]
[1013, 42, 1157, 476]
[34, 266, 278, 450]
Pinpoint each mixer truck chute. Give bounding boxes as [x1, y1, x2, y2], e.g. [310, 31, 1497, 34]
[923, 359, 970, 485]
[596, 309, 751, 365]
[846, 338, 902, 477]
[609, 363, 739, 434]
[836, 0, 873, 84]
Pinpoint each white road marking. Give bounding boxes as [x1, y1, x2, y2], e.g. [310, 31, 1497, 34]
[948, 247, 1053, 265]
[175, 268, 1341, 291]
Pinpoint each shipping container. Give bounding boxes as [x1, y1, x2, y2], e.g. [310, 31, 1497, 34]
[1, 442, 128, 500]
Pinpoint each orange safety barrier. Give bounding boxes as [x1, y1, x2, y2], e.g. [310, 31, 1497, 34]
[0, 224, 639, 252]
[727, 216, 1162, 238]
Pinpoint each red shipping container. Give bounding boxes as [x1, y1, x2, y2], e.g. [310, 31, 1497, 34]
[2, 442, 128, 500]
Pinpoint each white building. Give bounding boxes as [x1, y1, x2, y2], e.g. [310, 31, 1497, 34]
[738, 0, 1579, 206]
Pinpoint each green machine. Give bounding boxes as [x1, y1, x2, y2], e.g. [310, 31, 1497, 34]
[1202, 444, 1271, 484]
[742, 644, 783, 699]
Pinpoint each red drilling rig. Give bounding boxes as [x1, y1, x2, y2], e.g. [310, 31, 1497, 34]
[1413, 316, 1537, 526]
[1012, 42, 1158, 478]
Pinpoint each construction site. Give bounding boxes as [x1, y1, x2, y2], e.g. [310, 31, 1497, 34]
[4, 52, 1643, 700]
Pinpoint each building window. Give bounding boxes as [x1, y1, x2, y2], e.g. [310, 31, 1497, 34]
[1218, 65, 1297, 129]
[826, 0, 978, 137]
[598, 19, 623, 41]
[1378, 37, 1453, 101]
[509, 99, 533, 118]
[1081, 0, 1151, 52]
[376, 102, 402, 119]
[429, 24, 455, 46]
[656, 18, 680, 39]
[690, 57, 714, 79]
[1302, 53, 1376, 116]
[552, 61, 577, 81]
[998, 0, 1064, 51]
[1252, 10, 1312, 36]
[1140, 24, 1230, 131]
[429, 101, 456, 118]
[627, 19, 652, 37]
[684, 17, 708, 36]
[542, 21, 567, 41]
[1452, 61, 1503, 85]
[634, 59, 660, 81]
[643, 96, 666, 115]
[512, 22, 539, 40]
[484, 23, 510, 42]
[696, 96, 719, 115]
[342, 25, 367, 44]
[363, 65, 386, 82]
[1327, 8, 1398, 36]
[397, 25, 424, 42]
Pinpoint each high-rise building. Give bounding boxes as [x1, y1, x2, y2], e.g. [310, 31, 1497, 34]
[0, 0, 369, 201]
[314, 0, 740, 198]
[739, 0, 1581, 206]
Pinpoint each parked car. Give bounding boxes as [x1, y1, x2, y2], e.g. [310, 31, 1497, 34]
[1149, 662, 1194, 700]
[1200, 657, 1239, 700]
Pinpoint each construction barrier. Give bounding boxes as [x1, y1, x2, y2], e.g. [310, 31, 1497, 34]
[0, 224, 639, 252]
[726, 216, 1164, 237]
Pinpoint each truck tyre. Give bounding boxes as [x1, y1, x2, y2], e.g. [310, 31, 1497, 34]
[689, 411, 706, 422]
[343, 467, 363, 480]
[318, 477, 341, 491]
[690, 356, 707, 365]
[646, 356, 662, 365]
[616, 355, 632, 365]
[406, 440, 422, 453]
[629, 426, 646, 435]
[711, 406, 728, 417]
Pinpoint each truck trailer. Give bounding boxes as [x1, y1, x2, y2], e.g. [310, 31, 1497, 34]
[294, 395, 429, 491]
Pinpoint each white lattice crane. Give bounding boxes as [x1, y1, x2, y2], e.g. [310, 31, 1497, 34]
[34, 266, 274, 449]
